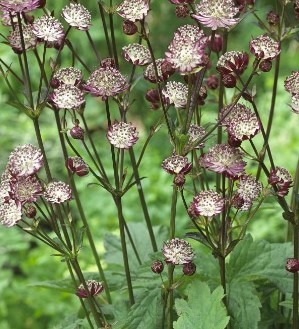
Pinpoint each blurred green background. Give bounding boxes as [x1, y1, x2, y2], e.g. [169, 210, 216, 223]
[0, 0, 299, 328]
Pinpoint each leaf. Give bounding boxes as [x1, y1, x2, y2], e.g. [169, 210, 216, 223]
[53, 314, 92, 329]
[228, 281, 261, 329]
[173, 281, 229, 329]
[227, 234, 292, 293]
[185, 231, 211, 249]
[28, 278, 75, 293]
[116, 287, 163, 329]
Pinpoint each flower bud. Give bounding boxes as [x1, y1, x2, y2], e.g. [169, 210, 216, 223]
[174, 173, 186, 187]
[209, 34, 223, 53]
[266, 11, 279, 26]
[25, 205, 37, 218]
[182, 262, 196, 276]
[123, 20, 138, 35]
[222, 74, 237, 88]
[286, 258, 299, 273]
[175, 5, 190, 18]
[206, 75, 219, 90]
[151, 260, 164, 274]
[70, 125, 85, 140]
[259, 60, 272, 72]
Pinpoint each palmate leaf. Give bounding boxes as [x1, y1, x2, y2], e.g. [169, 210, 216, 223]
[228, 281, 261, 329]
[114, 287, 163, 329]
[173, 281, 229, 329]
[226, 234, 292, 293]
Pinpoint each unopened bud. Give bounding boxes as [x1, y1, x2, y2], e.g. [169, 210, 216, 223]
[151, 260, 164, 274]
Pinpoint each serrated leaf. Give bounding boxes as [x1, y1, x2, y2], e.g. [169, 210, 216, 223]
[228, 281, 261, 329]
[53, 314, 92, 329]
[28, 278, 75, 293]
[173, 281, 229, 329]
[227, 234, 292, 293]
[118, 287, 163, 329]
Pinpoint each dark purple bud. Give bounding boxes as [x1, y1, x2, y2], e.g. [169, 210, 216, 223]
[123, 20, 138, 35]
[66, 157, 89, 177]
[174, 173, 186, 187]
[182, 262, 196, 276]
[151, 260, 164, 274]
[286, 258, 299, 273]
[209, 34, 223, 53]
[267, 11, 280, 25]
[25, 205, 37, 218]
[161, 59, 175, 80]
[222, 74, 237, 88]
[50, 78, 60, 89]
[206, 75, 219, 90]
[259, 60, 272, 72]
[70, 125, 85, 140]
[145, 89, 160, 103]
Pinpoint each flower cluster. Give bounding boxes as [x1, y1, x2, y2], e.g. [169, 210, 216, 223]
[165, 25, 208, 75]
[199, 144, 246, 179]
[162, 81, 188, 109]
[284, 71, 299, 113]
[49, 85, 85, 110]
[61, 3, 91, 31]
[162, 238, 195, 265]
[76, 280, 104, 298]
[32, 15, 64, 44]
[107, 121, 139, 149]
[192, 0, 239, 30]
[0, 0, 44, 13]
[122, 43, 152, 66]
[249, 34, 280, 61]
[117, 0, 149, 22]
[189, 190, 224, 218]
[43, 181, 72, 204]
[51, 67, 83, 88]
[268, 166, 293, 197]
[8, 24, 38, 53]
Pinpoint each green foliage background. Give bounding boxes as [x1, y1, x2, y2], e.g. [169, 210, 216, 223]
[0, 0, 298, 328]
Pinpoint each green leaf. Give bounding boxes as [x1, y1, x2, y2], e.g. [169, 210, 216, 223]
[28, 278, 75, 293]
[227, 234, 292, 293]
[53, 314, 91, 329]
[228, 281, 261, 329]
[173, 281, 229, 329]
[116, 287, 163, 329]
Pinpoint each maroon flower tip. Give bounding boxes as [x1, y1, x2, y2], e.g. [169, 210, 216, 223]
[25, 204, 37, 218]
[286, 258, 299, 273]
[76, 280, 104, 298]
[122, 20, 138, 35]
[70, 125, 85, 140]
[66, 157, 89, 177]
[182, 262, 196, 276]
[268, 166, 293, 197]
[151, 260, 164, 274]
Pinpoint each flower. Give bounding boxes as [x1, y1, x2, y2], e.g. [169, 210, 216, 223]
[66, 157, 89, 177]
[76, 280, 104, 298]
[191, 0, 239, 30]
[165, 25, 207, 75]
[188, 190, 224, 217]
[61, 3, 91, 31]
[122, 43, 151, 66]
[32, 15, 64, 43]
[216, 51, 249, 76]
[162, 81, 188, 109]
[162, 238, 195, 265]
[43, 181, 72, 204]
[51, 67, 83, 88]
[84, 67, 129, 99]
[0, 0, 44, 13]
[8, 144, 43, 177]
[9, 175, 43, 204]
[249, 35, 280, 61]
[116, 0, 149, 22]
[151, 260, 164, 274]
[0, 199, 22, 227]
[291, 94, 299, 114]
[161, 154, 192, 175]
[169, 0, 194, 4]
[186, 124, 206, 150]
[237, 175, 262, 203]
[8, 24, 37, 53]
[49, 85, 85, 110]
[107, 121, 139, 149]
[284, 71, 299, 95]
[268, 166, 293, 197]
[206, 75, 219, 89]
[199, 144, 246, 178]
[220, 103, 260, 142]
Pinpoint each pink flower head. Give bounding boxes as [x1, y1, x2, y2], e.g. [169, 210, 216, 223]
[237, 175, 262, 202]
[122, 43, 151, 66]
[249, 35, 280, 61]
[268, 166, 293, 197]
[8, 24, 37, 53]
[8, 144, 43, 177]
[161, 154, 192, 175]
[51, 67, 83, 88]
[162, 238, 195, 265]
[162, 81, 188, 109]
[217, 51, 249, 76]
[0, 0, 45, 13]
[66, 157, 89, 177]
[165, 25, 208, 75]
[192, 0, 239, 30]
[44, 181, 72, 204]
[117, 0, 149, 22]
[9, 175, 43, 204]
[220, 104, 260, 142]
[76, 280, 104, 298]
[284, 71, 299, 95]
[186, 124, 206, 150]
[61, 3, 91, 31]
[32, 15, 64, 43]
[84, 67, 129, 100]
[0, 199, 22, 227]
[107, 121, 139, 149]
[188, 190, 224, 217]
[199, 144, 246, 179]
[49, 85, 85, 110]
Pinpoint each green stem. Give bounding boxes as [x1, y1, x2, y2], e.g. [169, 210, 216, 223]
[109, 0, 119, 68]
